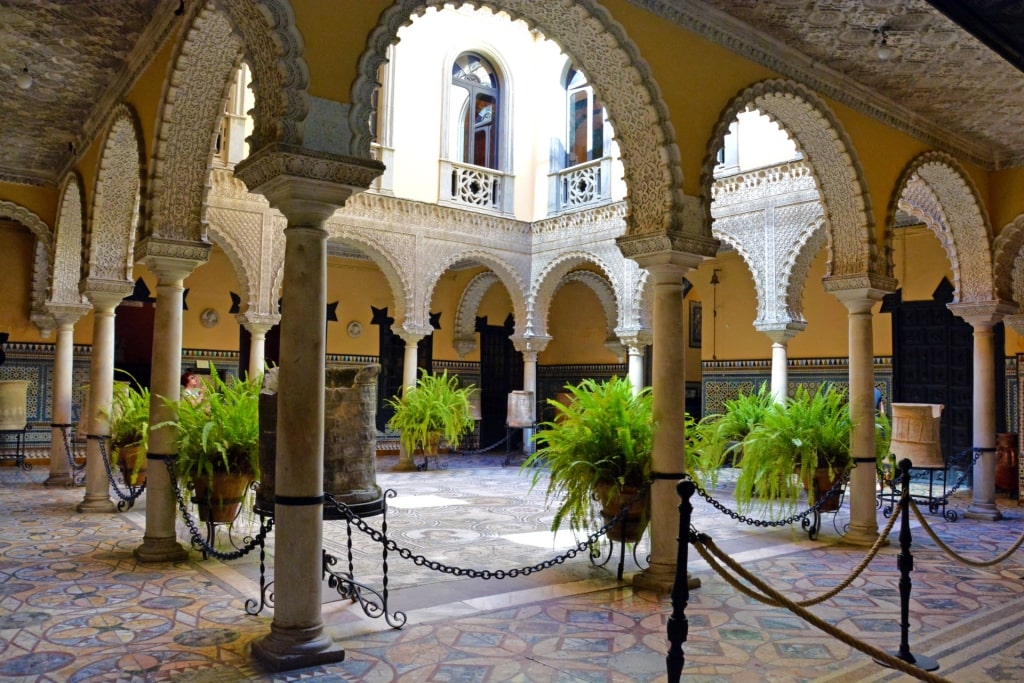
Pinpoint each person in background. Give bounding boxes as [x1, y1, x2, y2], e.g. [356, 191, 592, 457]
[182, 371, 203, 403]
[874, 387, 886, 415]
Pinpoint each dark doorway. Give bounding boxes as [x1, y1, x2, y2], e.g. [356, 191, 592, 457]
[238, 324, 280, 378]
[372, 307, 435, 432]
[114, 279, 155, 388]
[477, 313, 522, 448]
[881, 278, 1005, 463]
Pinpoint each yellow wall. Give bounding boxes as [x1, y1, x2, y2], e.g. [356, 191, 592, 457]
[0, 224, 42, 341]
[991, 167, 1024, 231]
[179, 247, 244, 350]
[0, 182, 57, 226]
[542, 282, 620, 365]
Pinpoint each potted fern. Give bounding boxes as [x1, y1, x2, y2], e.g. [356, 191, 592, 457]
[385, 369, 475, 464]
[159, 364, 261, 523]
[521, 376, 655, 540]
[106, 374, 150, 486]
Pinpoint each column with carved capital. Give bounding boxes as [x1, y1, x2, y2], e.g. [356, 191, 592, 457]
[618, 332, 651, 394]
[78, 280, 134, 512]
[825, 279, 892, 546]
[235, 143, 383, 671]
[134, 239, 211, 562]
[950, 301, 1014, 521]
[393, 330, 426, 472]
[44, 304, 90, 487]
[755, 324, 805, 402]
[238, 314, 280, 380]
[511, 336, 550, 456]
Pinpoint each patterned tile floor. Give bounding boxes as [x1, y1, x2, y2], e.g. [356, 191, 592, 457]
[0, 454, 1022, 682]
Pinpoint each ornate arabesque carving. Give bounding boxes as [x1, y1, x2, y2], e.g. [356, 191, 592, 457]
[85, 105, 141, 283]
[51, 175, 86, 306]
[892, 152, 994, 304]
[702, 79, 877, 280]
[453, 272, 502, 358]
[993, 213, 1024, 307]
[351, 0, 689, 238]
[531, 252, 618, 340]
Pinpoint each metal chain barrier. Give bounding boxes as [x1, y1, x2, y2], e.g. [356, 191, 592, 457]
[165, 458, 273, 562]
[909, 499, 1024, 567]
[54, 423, 86, 486]
[697, 499, 903, 609]
[324, 480, 651, 580]
[941, 447, 983, 499]
[692, 468, 851, 529]
[94, 435, 147, 510]
[453, 432, 510, 455]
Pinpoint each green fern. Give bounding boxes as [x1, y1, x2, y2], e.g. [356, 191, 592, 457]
[384, 369, 475, 455]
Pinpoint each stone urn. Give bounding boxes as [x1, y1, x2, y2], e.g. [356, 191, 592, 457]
[323, 365, 383, 518]
[0, 380, 29, 431]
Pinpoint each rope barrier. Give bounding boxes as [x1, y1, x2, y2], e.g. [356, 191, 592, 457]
[910, 499, 1024, 567]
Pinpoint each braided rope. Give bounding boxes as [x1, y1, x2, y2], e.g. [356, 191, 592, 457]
[697, 501, 902, 608]
[690, 535, 953, 683]
[909, 499, 1024, 567]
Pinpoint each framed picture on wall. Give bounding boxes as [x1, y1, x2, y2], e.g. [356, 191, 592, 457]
[689, 301, 702, 348]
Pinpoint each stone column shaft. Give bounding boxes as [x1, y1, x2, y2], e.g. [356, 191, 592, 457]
[45, 308, 87, 486]
[522, 350, 538, 455]
[627, 347, 645, 394]
[392, 333, 424, 472]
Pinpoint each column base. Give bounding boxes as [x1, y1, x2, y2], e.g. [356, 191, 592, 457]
[391, 459, 418, 473]
[841, 524, 887, 548]
[77, 495, 116, 513]
[252, 626, 345, 673]
[632, 563, 700, 593]
[45, 473, 75, 487]
[965, 502, 1002, 521]
[134, 536, 189, 563]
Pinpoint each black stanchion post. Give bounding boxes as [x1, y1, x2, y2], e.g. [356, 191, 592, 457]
[889, 457, 939, 671]
[666, 478, 694, 683]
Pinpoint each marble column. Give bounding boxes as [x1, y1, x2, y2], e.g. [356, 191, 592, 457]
[134, 241, 210, 562]
[393, 331, 425, 472]
[619, 332, 651, 394]
[827, 283, 889, 547]
[238, 315, 279, 380]
[78, 281, 134, 513]
[510, 336, 549, 457]
[632, 258, 702, 592]
[235, 143, 383, 672]
[951, 302, 1013, 521]
[755, 325, 803, 403]
[44, 305, 89, 487]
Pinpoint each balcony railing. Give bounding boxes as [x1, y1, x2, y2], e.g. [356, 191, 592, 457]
[549, 157, 611, 214]
[440, 160, 514, 215]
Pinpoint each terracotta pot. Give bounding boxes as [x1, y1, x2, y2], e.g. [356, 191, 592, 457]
[595, 482, 650, 543]
[192, 472, 253, 524]
[115, 443, 147, 487]
[807, 467, 844, 513]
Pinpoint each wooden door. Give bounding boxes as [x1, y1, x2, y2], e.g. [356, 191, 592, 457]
[477, 313, 522, 448]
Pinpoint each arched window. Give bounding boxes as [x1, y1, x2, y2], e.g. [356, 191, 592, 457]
[451, 52, 499, 169]
[565, 68, 604, 167]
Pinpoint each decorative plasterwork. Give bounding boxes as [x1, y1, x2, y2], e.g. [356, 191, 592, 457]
[704, 79, 877, 280]
[453, 272, 502, 358]
[993, 213, 1024, 307]
[0, 200, 53, 327]
[893, 151, 994, 304]
[50, 175, 86, 306]
[85, 105, 142, 283]
[531, 252, 619, 340]
[555, 270, 621, 350]
[146, 3, 242, 242]
[352, 0, 689, 238]
[324, 228, 412, 332]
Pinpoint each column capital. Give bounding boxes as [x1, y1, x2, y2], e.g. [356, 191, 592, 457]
[754, 321, 806, 344]
[79, 278, 134, 310]
[453, 336, 477, 359]
[617, 330, 652, 350]
[947, 300, 1016, 329]
[234, 142, 384, 222]
[822, 273, 897, 306]
[44, 302, 91, 327]
[236, 313, 281, 335]
[616, 234, 714, 276]
[135, 237, 211, 280]
[394, 331, 425, 347]
[510, 335, 551, 355]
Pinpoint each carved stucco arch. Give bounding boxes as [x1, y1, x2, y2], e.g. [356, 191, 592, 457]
[351, 0, 687, 236]
[554, 270, 619, 345]
[204, 217, 256, 315]
[147, 3, 243, 242]
[325, 229, 412, 328]
[85, 104, 143, 283]
[711, 228, 766, 319]
[0, 200, 52, 319]
[50, 174, 87, 306]
[531, 252, 619, 340]
[778, 215, 827, 323]
[890, 151, 993, 303]
[993, 214, 1024, 306]
[702, 79, 877, 278]
[422, 250, 527, 338]
[453, 272, 502, 357]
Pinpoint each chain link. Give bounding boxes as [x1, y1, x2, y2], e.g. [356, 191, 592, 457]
[56, 424, 86, 486]
[324, 481, 651, 580]
[165, 458, 273, 561]
[692, 469, 851, 528]
[453, 432, 510, 456]
[94, 435, 147, 508]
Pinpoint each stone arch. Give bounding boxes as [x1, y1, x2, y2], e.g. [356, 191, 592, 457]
[326, 229, 412, 328]
[422, 250, 527, 337]
[0, 200, 52, 320]
[993, 214, 1024, 306]
[453, 271, 502, 357]
[85, 105, 144, 283]
[531, 252, 619, 340]
[778, 216, 828, 323]
[702, 79, 877, 278]
[205, 220, 257, 315]
[554, 270, 620, 348]
[147, 3, 244, 242]
[51, 174, 87, 305]
[351, 0, 687, 236]
[711, 229, 766, 320]
[890, 151, 993, 303]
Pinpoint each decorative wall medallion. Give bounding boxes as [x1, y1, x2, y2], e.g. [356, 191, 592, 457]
[200, 308, 219, 328]
[347, 321, 363, 338]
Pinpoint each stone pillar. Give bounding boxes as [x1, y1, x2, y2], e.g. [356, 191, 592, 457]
[618, 332, 652, 395]
[238, 314, 279, 380]
[951, 302, 1014, 521]
[755, 325, 804, 403]
[235, 143, 383, 672]
[510, 336, 550, 456]
[825, 279, 893, 547]
[44, 305, 89, 487]
[134, 240, 210, 562]
[78, 281, 134, 513]
[392, 331, 425, 472]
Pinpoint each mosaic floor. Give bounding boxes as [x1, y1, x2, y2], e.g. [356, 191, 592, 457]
[0, 454, 1022, 682]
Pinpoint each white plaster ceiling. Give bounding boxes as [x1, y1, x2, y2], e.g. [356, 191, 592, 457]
[1, 0, 1023, 187]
